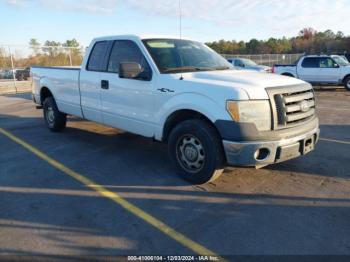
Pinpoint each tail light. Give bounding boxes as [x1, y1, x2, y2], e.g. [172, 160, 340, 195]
[271, 66, 275, 74]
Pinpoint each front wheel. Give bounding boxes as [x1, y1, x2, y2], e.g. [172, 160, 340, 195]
[344, 76, 350, 91]
[168, 119, 225, 184]
[43, 97, 67, 132]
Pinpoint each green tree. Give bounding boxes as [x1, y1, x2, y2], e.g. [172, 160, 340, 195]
[206, 27, 349, 55]
[43, 40, 61, 56]
[246, 39, 260, 54]
[63, 39, 80, 48]
[29, 38, 41, 55]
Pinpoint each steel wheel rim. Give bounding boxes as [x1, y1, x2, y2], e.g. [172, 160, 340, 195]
[46, 106, 55, 124]
[347, 80, 350, 89]
[176, 134, 205, 173]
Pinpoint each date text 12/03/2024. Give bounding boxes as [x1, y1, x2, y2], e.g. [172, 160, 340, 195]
[127, 255, 220, 261]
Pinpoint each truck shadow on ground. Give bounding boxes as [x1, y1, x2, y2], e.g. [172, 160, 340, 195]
[1, 112, 349, 182]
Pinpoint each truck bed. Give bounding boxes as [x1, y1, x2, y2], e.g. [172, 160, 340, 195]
[31, 66, 83, 118]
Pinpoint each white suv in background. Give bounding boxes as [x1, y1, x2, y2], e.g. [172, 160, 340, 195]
[273, 55, 350, 91]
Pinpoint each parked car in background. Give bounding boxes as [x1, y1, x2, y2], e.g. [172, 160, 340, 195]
[227, 58, 272, 73]
[0, 69, 14, 79]
[15, 67, 30, 81]
[273, 55, 350, 91]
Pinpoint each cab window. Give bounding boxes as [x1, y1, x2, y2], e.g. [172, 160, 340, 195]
[319, 58, 336, 68]
[301, 57, 319, 68]
[107, 40, 151, 76]
[87, 41, 110, 71]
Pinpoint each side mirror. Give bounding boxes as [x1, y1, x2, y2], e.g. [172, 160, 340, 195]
[119, 62, 151, 81]
[334, 63, 339, 68]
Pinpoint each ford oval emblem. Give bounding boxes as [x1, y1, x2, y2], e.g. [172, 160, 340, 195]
[300, 100, 310, 112]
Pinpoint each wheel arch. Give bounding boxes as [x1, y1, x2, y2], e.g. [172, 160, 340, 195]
[342, 74, 350, 83]
[162, 109, 222, 143]
[40, 86, 53, 105]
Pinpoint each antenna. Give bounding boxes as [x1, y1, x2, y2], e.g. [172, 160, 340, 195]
[178, 0, 184, 80]
[179, 0, 182, 40]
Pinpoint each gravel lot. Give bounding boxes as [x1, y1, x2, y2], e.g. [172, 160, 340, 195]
[0, 90, 349, 260]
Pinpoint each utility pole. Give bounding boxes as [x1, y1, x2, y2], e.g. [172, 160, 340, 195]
[8, 46, 17, 94]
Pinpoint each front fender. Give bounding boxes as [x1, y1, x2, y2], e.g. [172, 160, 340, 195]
[154, 92, 232, 140]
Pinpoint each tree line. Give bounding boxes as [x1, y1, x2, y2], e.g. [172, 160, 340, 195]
[206, 28, 350, 55]
[1, 28, 350, 70]
[26, 38, 84, 66]
[0, 38, 84, 69]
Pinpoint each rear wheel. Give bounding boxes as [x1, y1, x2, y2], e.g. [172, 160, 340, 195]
[344, 76, 350, 91]
[168, 119, 225, 184]
[43, 97, 67, 132]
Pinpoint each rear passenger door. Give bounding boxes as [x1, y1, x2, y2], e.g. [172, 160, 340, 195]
[298, 57, 320, 83]
[99, 40, 156, 137]
[79, 41, 112, 123]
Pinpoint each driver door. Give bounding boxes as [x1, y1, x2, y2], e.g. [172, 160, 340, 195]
[318, 57, 341, 83]
[99, 40, 156, 137]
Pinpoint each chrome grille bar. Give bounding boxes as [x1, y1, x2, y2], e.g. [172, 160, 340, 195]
[266, 84, 316, 130]
[283, 92, 313, 104]
[286, 108, 315, 122]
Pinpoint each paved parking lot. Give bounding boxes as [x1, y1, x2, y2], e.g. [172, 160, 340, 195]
[0, 80, 31, 94]
[0, 90, 349, 260]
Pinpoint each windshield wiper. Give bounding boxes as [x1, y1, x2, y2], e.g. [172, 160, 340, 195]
[162, 66, 215, 73]
[214, 66, 231, 70]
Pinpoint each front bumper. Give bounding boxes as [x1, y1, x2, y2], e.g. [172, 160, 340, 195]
[223, 126, 320, 167]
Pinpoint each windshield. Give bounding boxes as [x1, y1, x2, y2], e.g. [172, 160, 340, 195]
[241, 58, 257, 66]
[143, 39, 233, 73]
[333, 56, 349, 66]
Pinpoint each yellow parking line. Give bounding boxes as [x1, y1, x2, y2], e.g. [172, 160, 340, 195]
[320, 138, 350, 145]
[0, 127, 224, 259]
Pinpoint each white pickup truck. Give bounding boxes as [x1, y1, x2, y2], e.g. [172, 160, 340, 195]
[273, 55, 350, 91]
[32, 35, 319, 184]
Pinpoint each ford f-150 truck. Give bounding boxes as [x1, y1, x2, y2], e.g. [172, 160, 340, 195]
[273, 55, 350, 91]
[32, 35, 320, 184]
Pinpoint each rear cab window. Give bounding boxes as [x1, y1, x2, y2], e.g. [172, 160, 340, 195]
[87, 41, 111, 71]
[301, 57, 320, 68]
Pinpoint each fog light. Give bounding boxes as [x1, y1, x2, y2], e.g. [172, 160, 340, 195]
[254, 148, 270, 161]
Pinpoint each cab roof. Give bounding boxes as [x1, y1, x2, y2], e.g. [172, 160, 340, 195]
[92, 34, 193, 42]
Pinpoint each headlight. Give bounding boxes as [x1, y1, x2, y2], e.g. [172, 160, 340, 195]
[226, 100, 272, 131]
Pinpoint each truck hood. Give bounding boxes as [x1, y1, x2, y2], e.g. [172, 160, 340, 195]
[179, 70, 307, 100]
[242, 65, 271, 72]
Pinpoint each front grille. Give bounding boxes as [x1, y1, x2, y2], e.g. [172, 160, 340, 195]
[267, 84, 316, 129]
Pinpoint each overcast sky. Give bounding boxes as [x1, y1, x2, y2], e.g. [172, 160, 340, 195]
[1, 0, 350, 46]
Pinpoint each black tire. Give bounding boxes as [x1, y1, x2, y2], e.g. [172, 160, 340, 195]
[168, 119, 225, 184]
[344, 76, 350, 91]
[43, 97, 67, 132]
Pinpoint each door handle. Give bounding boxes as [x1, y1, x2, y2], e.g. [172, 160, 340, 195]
[101, 80, 109, 90]
[157, 88, 174, 93]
